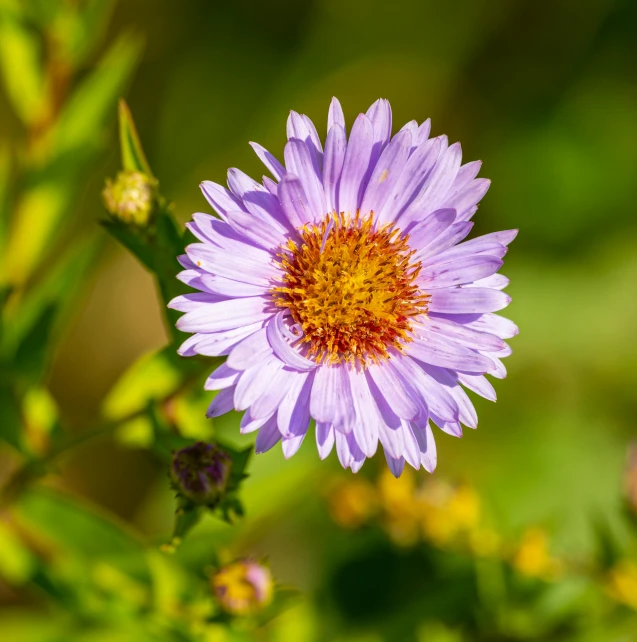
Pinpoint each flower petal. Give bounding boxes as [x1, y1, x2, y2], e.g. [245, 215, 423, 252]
[234, 357, 283, 411]
[266, 312, 317, 371]
[249, 142, 285, 180]
[227, 327, 272, 370]
[316, 422, 335, 459]
[323, 123, 347, 213]
[428, 288, 511, 314]
[361, 129, 412, 223]
[406, 208, 456, 251]
[347, 367, 380, 458]
[365, 98, 392, 167]
[338, 113, 374, 215]
[422, 316, 506, 352]
[328, 96, 345, 130]
[284, 139, 326, 221]
[206, 387, 236, 418]
[200, 181, 245, 220]
[278, 173, 314, 228]
[255, 414, 282, 453]
[367, 360, 421, 421]
[277, 371, 313, 437]
[176, 297, 272, 333]
[205, 362, 241, 391]
[418, 256, 503, 289]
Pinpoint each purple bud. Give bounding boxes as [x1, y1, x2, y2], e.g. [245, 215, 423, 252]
[170, 442, 232, 506]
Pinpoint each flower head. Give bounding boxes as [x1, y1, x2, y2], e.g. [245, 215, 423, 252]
[102, 170, 156, 224]
[170, 441, 232, 506]
[212, 559, 273, 616]
[170, 98, 517, 476]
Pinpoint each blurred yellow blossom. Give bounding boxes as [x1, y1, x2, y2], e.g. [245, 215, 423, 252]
[328, 477, 378, 529]
[420, 481, 481, 547]
[211, 559, 273, 616]
[378, 468, 422, 545]
[607, 560, 637, 611]
[512, 528, 563, 581]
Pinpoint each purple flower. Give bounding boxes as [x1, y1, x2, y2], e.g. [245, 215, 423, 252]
[171, 441, 232, 505]
[170, 98, 517, 477]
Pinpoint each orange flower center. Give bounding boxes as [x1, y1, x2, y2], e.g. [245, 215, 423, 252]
[272, 213, 428, 364]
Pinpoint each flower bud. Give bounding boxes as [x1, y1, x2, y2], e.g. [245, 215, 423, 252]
[170, 442, 232, 506]
[212, 559, 273, 616]
[102, 170, 157, 225]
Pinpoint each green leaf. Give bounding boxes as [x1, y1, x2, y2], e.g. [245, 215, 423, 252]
[101, 217, 155, 271]
[0, 143, 11, 248]
[3, 179, 73, 285]
[0, 520, 37, 585]
[51, 31, 143, 156]
[16, 488, 145, 560]
[119, 98, 153, 176]
[0, 385, 22, 450]
[592, 514, 625, 570]
[7, 236, 101, 354]
[0, 13, 46, 125]
[12, 301, 58, 386]
[102, 347, 183, 421]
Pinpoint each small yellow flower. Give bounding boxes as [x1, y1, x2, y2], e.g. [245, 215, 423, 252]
[607, 560, 637, 611]
[420, 482, 481, 547]
[511, 528, 563, 581]
[328, 478, 378, 529]
[378, 468, 422, 546]
[211, 559, 273, 616]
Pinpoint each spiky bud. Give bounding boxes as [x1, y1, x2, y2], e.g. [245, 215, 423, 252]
[170, 442, 232, 506]
[102, 170, 157, 225]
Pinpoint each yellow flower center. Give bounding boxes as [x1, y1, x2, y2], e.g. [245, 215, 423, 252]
[272, 213, 428, 364]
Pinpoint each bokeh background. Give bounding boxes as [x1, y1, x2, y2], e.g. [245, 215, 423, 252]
[1, 0, 637, 640]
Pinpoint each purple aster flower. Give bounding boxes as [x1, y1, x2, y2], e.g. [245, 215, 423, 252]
[169, 98, 517, 477]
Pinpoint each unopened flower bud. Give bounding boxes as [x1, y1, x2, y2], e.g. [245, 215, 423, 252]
[170, 442, 232, 506]
[212, 559, 273, 616]
[102, 170, 157, 225]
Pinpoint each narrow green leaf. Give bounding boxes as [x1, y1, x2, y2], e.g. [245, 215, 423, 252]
[0, 14, 46, 125]
[16, 488, 145, 560]
[12, 301, 58, 386]
[6, 236, 101, 355]
[0, 385, 22, 450]
[119, 98, 153, 176]
[0, 143, 11, 248]
[51, 31, 143, 155]
[101, 217, 155, 271]
[102, 347, 183, 421]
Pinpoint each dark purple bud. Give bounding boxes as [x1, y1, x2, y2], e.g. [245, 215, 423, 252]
[171, 441, 232, 506]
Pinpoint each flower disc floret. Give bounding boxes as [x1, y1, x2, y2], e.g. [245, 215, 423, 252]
[273, 213, 429, 365]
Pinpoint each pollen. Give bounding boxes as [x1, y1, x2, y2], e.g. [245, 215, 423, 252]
[272, 212, 429, 365]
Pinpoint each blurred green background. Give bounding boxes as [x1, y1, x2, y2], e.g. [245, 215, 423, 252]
[1, 0, 637, 640]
